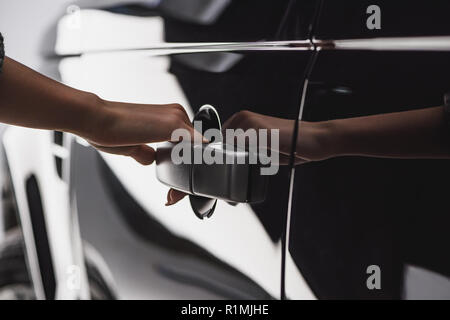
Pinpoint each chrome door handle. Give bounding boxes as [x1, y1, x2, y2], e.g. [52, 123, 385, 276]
[156, 141, 268, 203]
[156, 105, 268, 219]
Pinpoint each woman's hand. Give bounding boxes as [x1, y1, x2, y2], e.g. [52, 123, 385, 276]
[81, 99, 196, 165]
[222, 110, 334, 164]
[165, 110, 334, 206]
[0, 57, 196, 166]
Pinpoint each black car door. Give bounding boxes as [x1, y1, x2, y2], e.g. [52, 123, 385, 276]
[284, 0, 450, 299]
[158, 0, 319, 299]
[80, 0, 320, 299]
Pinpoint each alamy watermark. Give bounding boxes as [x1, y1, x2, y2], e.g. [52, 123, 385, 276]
[170, 121, 280, 176]
[366, 265, 381, 290]
[366, 5, 381, 30]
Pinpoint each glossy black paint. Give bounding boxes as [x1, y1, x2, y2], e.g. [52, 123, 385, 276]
[96, 0, 319, 299]
[97, 1, 450, 299]
[316, 0, 450, 39]
[288, 50, 450, 299]
[171, 50, 312, 243]
[110, 0, 319, 42]
[163, 0, 317, 42]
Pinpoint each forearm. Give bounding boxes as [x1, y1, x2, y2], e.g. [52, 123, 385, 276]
[0, 56, 197, 167]
[0, 57, 99, 135]
[323, 106, 450, 159]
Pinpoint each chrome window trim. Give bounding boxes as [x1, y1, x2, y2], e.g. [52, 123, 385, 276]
[314, 36, 450, 52]
[67, 36, 450, 56]
[68, 40, 313, 56]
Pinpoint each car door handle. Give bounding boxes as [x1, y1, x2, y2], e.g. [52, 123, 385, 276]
[155, 105, 268, 219]
[156, 141, 268, 203]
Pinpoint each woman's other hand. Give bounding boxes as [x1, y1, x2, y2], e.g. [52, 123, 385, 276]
[222, 110, 333, 165]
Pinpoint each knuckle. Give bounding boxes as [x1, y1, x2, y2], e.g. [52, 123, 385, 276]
[169, 102, 183, 109]
[166, 114, 187, 130]
[227, 110, 252, 127]
[236, 110, 252, 120]
[170, 103, 185, 114]
[170, 104, 189, 121]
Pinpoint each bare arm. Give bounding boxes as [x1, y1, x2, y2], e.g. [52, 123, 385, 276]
[217, 107, 450, 163]
[0, 57, 98, 133]
[316, 106, 450, 160]
[0, 57, 196, 164]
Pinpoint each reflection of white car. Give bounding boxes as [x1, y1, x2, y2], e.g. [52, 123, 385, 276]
[56, 8, 313, 300]
[0, 5, 314, 299]
[0, 127, 116, 299]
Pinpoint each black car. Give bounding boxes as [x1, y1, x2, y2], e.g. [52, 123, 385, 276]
[1, 0, 449, 300]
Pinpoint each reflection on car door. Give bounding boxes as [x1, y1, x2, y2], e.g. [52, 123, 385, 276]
[59, 0, 319, 299]
[285, 0, 450, 299]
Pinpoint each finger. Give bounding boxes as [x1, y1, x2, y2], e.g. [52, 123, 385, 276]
[222, 110, 255, 130]
[165, 188, 188, 206]
[170, 123, 209, 144]
[169, 103, 192, 125]
[92, 143, 156, 165]
[222, 113, 239, 131]
[130, 145, 156, 165]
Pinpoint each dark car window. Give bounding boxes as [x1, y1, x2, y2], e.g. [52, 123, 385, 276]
[316, 0, 450, 39]
[162, 0, 318, 42]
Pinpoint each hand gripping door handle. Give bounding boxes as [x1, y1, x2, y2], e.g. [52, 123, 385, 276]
[156, 105, 268, 219]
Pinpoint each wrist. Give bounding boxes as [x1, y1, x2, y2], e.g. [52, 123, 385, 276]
[315, 120, 345, 159]
[68, 92, 108, 141]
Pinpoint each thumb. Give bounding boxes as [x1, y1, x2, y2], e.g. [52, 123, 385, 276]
[129, 145, 156, 165]
[90, 143, 156, 166]
[166, 188, 188, 206]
